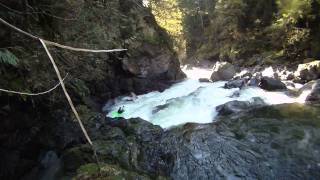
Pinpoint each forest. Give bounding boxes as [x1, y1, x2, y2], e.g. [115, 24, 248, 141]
[150, 0, 320, 65]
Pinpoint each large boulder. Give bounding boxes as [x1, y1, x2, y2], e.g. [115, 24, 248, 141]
[216, 97, 266, 116]
[210, 62, 237, 82]
[305, 80, 320, 104]
[121, 43, 185, 80]
[161, 103, 320, 180]
[294, 60, 320, 83]
[259, 77, 287, 91]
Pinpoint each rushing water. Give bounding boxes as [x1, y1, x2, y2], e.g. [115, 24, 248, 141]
[106, 67, 310, 129]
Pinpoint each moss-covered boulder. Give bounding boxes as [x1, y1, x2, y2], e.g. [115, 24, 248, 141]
[75, 163, 165, 180]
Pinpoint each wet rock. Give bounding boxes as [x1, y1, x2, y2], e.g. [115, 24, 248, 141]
[284, 81, 296, 89]
[228, 90, 241, 98]
[210, 62, 237, 82]
[224, 79, 246, 89]
[124, 118, 163, 143]
[238, 71, 253, 79]
[297, 80, 317, 93]
[259, 77, 287, 91]
[161, 103, 320, 180]
[84, 118, 168, 176]
[286, 73, 295, 80]
[198, 78, 211, 83]
[152, 104, 170, 114]
[216, 97, 266, 116]
[247, 77, 260, 87]
[306, 80, 320, 104]
[59, 103, 320, 180]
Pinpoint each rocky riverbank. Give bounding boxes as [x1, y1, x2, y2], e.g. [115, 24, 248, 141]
[52, 102, 320, 179]
[74, 59, 320, 180]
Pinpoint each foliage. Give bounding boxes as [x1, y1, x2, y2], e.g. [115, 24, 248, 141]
[0, 49, 19, 67]
[171, 0, 320, 64]
[276, 0, 313, 24]
[149, 0, 184, 52]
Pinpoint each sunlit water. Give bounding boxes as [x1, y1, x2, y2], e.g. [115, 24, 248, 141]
[106, 67, 310, 129]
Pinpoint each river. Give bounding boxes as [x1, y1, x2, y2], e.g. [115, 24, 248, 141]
[106, 66, 310, 129]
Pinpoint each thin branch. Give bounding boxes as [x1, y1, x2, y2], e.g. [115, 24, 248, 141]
[0, 2, 27, 15]
[0, 17, 127, 53]
[40, 38, 93, 146]
[0, 74, 68, 96]
[0, 2, 76, 21]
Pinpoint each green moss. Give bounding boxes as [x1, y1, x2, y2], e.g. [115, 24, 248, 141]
[70, 105, 99, 125]
[143, 35, 162, 45]
[289, 129, 305, 140]
[75, 162, 153, 180]
[251, 103, 320, 127]
[62, 146, 94, 173]
[77, 163, 100, 175]
[92, 140, 130, 168]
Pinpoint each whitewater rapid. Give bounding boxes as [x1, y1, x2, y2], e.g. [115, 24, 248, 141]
[106, 67, 309, 129]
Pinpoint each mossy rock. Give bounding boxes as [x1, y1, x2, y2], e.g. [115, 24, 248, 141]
[75, 163, 154, 180]
[251, 103, 320, 127]
[77, 163, 100, 176]
[71, 105, 101, 125]
[93, 140, 130, 168]
[61, 146, 94, 173]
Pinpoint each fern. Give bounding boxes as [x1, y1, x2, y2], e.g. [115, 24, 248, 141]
[0, 50, 19, 67]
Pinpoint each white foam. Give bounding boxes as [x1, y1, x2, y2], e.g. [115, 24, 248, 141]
[262, 67, 275, 77]
[181, 66, 212, 79]
[106, 68, 310, 129]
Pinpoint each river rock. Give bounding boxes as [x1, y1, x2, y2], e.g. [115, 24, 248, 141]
[259, 77, 287, 91]
[305, 80, 320, 104]
[286, 73, 295, 80]
[247, 77, 260, 87]
[59, 104, 320, 180]
[224, 79, 246, 89]
[198, 78, 211, 83]
[216, 97, 266, 116]
[161, 103, 320, 180]
[294, 60, 320, 83]
[210, 62, 237, 82]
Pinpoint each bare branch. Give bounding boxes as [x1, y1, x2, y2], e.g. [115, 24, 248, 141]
[40, 38, 93, 146]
